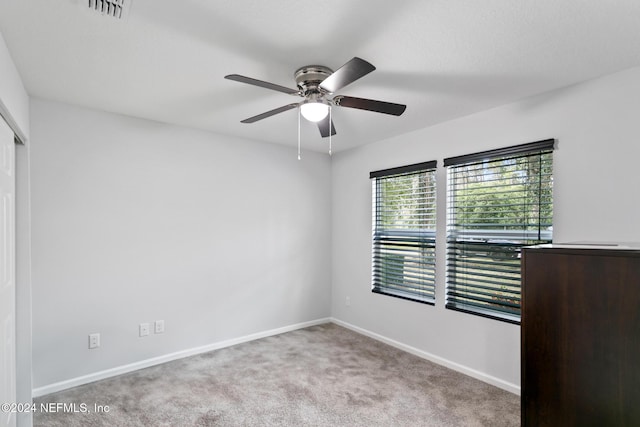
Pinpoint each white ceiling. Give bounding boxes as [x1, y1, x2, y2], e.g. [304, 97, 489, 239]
[1, 0, 640, 153]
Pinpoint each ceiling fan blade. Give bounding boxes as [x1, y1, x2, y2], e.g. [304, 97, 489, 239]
[333, 95, 406, 116]
[319, 57, 375, 93]
[317, 115, 336, 138]
[225, 74, 300, 95]
[240, 103, 299, 123]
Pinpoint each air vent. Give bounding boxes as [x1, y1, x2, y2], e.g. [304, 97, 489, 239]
[88, 0, 128, 19]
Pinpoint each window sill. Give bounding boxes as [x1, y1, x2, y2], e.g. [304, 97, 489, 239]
[372, 288, 435, 306]
[445, 303, 520, 325]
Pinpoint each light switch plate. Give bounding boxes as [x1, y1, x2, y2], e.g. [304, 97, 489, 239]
[139, 323, 150, 337]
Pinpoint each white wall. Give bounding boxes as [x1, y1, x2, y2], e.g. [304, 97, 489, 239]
[29, 99, 332, 389]
[0, 30, 28, 141]
[331, 65, 640, 392]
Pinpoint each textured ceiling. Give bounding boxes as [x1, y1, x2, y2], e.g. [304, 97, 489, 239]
[1, 0, 640, 153]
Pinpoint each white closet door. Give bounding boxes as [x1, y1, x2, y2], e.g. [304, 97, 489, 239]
[0, 117, 16, 427]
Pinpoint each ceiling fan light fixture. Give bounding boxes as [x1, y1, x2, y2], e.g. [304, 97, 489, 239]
[300, 101, 329, 122]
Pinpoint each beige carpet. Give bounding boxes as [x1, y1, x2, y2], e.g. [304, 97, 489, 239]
[34, 323, 520, 426]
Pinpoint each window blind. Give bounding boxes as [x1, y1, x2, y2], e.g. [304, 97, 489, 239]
[371, 161, 437, 304]
[445, 140, 554, 323]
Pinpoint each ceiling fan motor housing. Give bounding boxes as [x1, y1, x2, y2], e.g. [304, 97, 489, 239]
[295, 65, 333, 96]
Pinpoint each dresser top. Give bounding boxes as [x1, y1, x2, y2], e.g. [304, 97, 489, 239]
[524, 242, 640, 256]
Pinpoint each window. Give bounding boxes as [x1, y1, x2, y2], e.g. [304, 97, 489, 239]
[370, 161, 437, 304]
[444, 139, 554, 323]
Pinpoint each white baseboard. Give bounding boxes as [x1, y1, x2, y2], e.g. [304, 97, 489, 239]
[33, 317, 331, 398]
[330, 318, 521, 395]
[33, 317, 520, 397]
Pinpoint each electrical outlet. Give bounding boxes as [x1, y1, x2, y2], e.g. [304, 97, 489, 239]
[89, 333, 100, 349]
[346, 296, 351, 306]
[139, 323, 150, 337]
[154, 320, 164, 334]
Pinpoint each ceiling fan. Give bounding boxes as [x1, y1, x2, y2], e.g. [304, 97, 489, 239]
[224, 57, 407, 138]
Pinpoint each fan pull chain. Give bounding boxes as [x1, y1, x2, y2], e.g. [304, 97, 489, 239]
[297, 107, 301, 160]
[329, 106, 332, 156]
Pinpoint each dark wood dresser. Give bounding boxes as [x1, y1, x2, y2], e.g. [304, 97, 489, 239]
[521, 244, 640, 426]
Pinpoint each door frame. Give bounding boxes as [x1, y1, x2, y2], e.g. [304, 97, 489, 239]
[1, 103, 32, 427]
